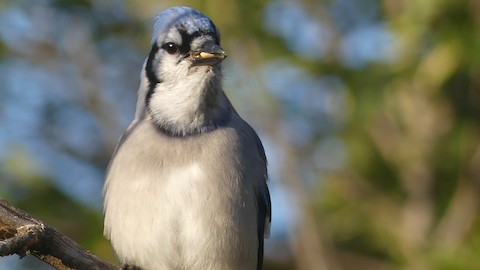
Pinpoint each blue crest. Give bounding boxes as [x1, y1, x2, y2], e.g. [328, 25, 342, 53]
[152, 6, 218, 44]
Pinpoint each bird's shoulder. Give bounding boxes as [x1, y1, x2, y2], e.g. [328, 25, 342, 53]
[108, 114, 266, 171]
[210, 113, 267, 163]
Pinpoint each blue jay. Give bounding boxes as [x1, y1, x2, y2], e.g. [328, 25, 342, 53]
[103, 6, 271, 270]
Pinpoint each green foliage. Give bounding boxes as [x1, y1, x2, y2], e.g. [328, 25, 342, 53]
[1, 0, 479, 269]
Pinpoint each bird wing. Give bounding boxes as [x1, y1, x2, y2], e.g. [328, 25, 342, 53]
[231, 102, 272, 242]
[242, 121, 272, 270]
[252, 129, 271, 239]
[256, 181, 271, 270]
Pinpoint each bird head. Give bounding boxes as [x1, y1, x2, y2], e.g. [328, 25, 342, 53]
[137, 7, 230, 136]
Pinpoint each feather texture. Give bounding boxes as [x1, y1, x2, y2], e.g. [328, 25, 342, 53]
[103, 6, 270, 270]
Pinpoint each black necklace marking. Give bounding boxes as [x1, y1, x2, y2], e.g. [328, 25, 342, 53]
[145, 42, 162, 105]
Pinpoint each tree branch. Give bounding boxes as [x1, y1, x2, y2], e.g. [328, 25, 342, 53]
[0, 199, 118, 270]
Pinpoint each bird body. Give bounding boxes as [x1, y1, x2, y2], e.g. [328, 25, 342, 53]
[105, 117, 264, 269]
[103, 6, 271, 270]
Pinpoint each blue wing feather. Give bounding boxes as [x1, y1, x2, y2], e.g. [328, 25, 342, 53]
[251, 128, 271, 270]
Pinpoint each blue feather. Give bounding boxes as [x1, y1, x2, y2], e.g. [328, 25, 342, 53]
[152, 6, 217, 44]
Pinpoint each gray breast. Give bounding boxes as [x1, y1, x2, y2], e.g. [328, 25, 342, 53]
[104, 116, 264, 269]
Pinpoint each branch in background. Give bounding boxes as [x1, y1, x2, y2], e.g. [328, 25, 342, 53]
[0, 199, 117, 270]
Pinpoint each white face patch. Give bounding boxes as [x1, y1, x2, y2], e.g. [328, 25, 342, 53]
[145, 23, 228, 136]
[142, 8, 228, 137]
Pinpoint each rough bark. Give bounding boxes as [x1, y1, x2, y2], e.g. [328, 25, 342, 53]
[0, 199, 118, 270]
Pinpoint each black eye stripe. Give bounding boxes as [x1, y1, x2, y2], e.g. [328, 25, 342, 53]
[177, 29, 219, 52]
[178, 29, 192, 54]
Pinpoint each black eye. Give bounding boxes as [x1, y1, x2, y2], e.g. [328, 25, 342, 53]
[162, 42, 179, 54]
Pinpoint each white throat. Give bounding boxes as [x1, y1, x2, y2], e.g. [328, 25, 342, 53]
[146, 65, 229, 136]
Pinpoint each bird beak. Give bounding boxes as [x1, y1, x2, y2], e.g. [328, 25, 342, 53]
[191, 41, 227, 66]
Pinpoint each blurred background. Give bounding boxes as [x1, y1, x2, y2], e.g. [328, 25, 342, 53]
[1, 0, 479, 269]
